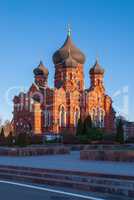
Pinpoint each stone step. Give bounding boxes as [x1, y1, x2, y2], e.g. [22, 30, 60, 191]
[0, 171, 132, 198]
[0, 166, 133, 190]
[1, 164, 134, 181]
[0, 165, 134, 198]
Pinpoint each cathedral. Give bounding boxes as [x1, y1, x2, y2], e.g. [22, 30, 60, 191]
[13, 30, 115, 135]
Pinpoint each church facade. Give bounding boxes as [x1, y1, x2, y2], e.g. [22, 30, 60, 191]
[13, 30, 115, 135]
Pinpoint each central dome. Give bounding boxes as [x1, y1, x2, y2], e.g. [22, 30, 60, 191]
[52, 31, 85, 66]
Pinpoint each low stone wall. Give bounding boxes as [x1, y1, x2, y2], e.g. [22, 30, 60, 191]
[0, 146, 70, 156]
[80, 150, 134, 162]
[69, 144, 134, 151]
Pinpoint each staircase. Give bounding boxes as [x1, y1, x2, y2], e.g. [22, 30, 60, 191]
[0, 165, 134, 199]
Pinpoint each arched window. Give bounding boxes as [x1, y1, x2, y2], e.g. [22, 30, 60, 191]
[77, 81, 80, 90]
[97, 108, 105, 128]
[44, 110, 50, 127]
[17, 104, 20, 111]
[25, 98, 29, 111]
[74, 108, 80, 127]
[100, 110, 105, 128]
[61, 72, 64, 80]
[91, 108, 105, 128]
[97, 108, 100, 127]
[92, 108, 96, 127]
[59, 106, 66, 127]
[47, 111, 51, 127]
[20, 102, 23, 111]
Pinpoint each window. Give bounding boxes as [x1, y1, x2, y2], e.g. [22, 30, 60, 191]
[44, 110, 51, 127]
[96, 108, 100, 127]
[100, 110, 105, 128]
[74, 108, 80, 127]
[91, 108, 105, 128]
[92, 108, 96, 127]
[17, 104, 20, 111]
[77, 81, 80, 89]
[25, 98, 29, 110]
[61, 72, 64, 80]
[59, 106, 66, 127]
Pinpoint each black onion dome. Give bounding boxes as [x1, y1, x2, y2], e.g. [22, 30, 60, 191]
[52, 32, 85, 66]
[90, 58, 104, 75]
[33, 61, 49, 76]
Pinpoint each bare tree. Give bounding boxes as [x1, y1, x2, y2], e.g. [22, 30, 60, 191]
[0, 116, 2, 131]
[3, 120, 12, 137]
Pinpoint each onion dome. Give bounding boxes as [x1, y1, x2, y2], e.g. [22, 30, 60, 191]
[90, 58, 104, 75]
[63, 48, 77, 67]
[33, 61, 49, 76]
[52, 29, 85, 66]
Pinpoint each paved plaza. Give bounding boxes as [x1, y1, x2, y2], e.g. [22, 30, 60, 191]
[0, 151, 134, 176]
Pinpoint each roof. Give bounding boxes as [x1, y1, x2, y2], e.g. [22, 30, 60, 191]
[90, 58, 104, 75]
[33, 61, 49, 76]
[52, 31, 85, 66]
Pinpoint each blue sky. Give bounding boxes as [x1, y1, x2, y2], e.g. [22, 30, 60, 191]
[0, 0, 134, 122]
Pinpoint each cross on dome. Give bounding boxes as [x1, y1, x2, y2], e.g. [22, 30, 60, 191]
[67, 24, 71, 37]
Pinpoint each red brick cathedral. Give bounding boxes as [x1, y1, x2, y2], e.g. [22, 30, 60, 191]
[13, 30, 115, 135]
